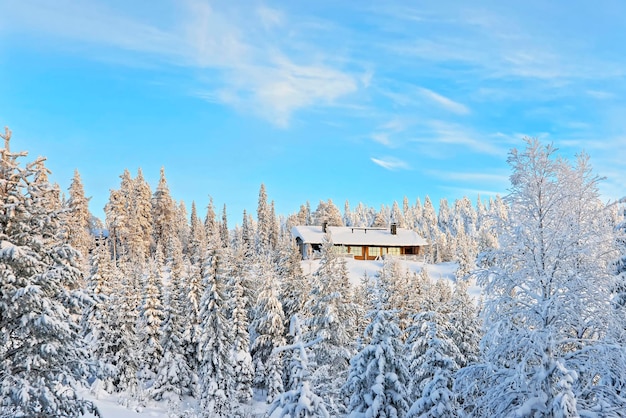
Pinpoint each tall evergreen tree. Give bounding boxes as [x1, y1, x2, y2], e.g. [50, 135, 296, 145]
[83, 240, 119, 393]
[152, 167, 177, 259]
[140, 251, 165, 380]
[220, 204, 229, 248]
[130, 168, 153, 261]
[64, 169, 93, 267]
[405, 311, 461, 417]
[306, 237, 358, 415]
[197, 250, 235, 417]
[251, 257, 286, 402]
[229, 250, 254, 404]
[267, 315, 329, 418]
[344, 307, 410, 418]
[256, 184, 272, 253]
[151, 236, 195, 401]
[0, 128, 98, 416]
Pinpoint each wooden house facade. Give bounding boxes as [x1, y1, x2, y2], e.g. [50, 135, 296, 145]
[291, 223, 428, 261]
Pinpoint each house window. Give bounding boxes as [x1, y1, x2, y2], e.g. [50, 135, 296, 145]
[349, 246, 363, 256]
[386, 247, 401, 256]
[368, 247, 381, 257]
[333, 245, 348, 255]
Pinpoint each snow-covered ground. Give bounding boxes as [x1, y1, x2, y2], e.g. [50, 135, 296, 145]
[84, 388, 271, 418]
[301, 257, 481, 299]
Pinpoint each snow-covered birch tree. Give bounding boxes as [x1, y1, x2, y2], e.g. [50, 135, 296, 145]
[456, 139, 626, 417]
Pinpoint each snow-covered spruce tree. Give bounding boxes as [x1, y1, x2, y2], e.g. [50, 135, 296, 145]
[0, 128, 99, 417]
[251, 256, 286, 402]
[104, 169, 132, 260]
[312, 199, 344, 227]
[377, 257, 416, 333]
[63, 169, 93, 268]
[256, 183, 273, 253]
[405, 311, 461, 417]
[344, 281, 410, 418]
[278, 242, 310, 343]
[139, 249, 166, 382]
[267, 315, 329, 418]
[422, 196, 439, 263]
[197, 249, 235, 417]
[83, 240, 119, 393]
[228, 248, 254, 404]
[456, 139, 626, 417]
[447, 279, 481, 369]
[151, 236, 195, 402]
[152, 167, 177, 260]
[305, 236, 358, 415]
[130, 168, 153, 261]
[183, 201, 206, 371]
[111, 255, 143, 401]
[220, 203, 229, 248]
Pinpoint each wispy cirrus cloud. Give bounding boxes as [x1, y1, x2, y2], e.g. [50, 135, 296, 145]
[425, 169, 509, 184]
[418, 87, 469, 115]
[0, 0, 360, 127]
[371, 157, 410, 171]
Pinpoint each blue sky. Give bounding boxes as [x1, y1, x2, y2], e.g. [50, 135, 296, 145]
[1, 0, 625, 222]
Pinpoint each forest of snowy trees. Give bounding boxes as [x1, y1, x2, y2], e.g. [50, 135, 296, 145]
[2, 127, 626, 417]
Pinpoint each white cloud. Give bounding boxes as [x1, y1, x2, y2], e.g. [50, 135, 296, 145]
[257, 5, 284, 29]
[1, 0, 359, 127]
[412, 121, 507, 156]
[426, 169, 509, 184]
[418, 87, 470, 115]
[371, 157, 410, 170]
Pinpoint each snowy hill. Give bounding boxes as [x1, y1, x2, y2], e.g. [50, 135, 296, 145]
[301, 258, 481, 299]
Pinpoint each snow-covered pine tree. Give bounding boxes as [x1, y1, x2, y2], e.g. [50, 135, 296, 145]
[139, 249, 166, 381]
[447, 279, 481, 369]
[305, 236, 358, 415]
[220, 203, 229, 248]
[64, 169, 93, 268]
[344, 299, 410, 418]
[151, 236, 195, 401]
[104, 169, 132, 260]
[110, 254, 143, 401]
[152, 167, 177, 260]
[277, 242, 310, 343]
[405, 311, 461, 417]
[0, 128, 99, 416]
[251, 256, 286, 402]
[204, 197, 223, 253]
[197, 249, 235, 417]
[390, 200, 405, 228]
[377, 257, 416, 333]
[270, 200, 280, 250]
[131, 168, 154, 261]
[456, 139, 626, 417]
[267, 315, 329, 418]
[422, 196, 439, 263]
[312, 199, 344, 227]
[256, 184, 273, 253]
[228, 248, 254, 404]
[438, 198, 452, 234]
[372, 204, 390, 227]
[83, 240, 119, 393]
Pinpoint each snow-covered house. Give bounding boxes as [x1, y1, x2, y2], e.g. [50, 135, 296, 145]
[291, 223, 428, 260]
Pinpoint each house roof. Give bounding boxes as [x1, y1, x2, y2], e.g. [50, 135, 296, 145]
[291, 225, 429, 247]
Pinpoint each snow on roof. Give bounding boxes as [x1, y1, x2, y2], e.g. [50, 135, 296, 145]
[291, 225, 428, 247]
